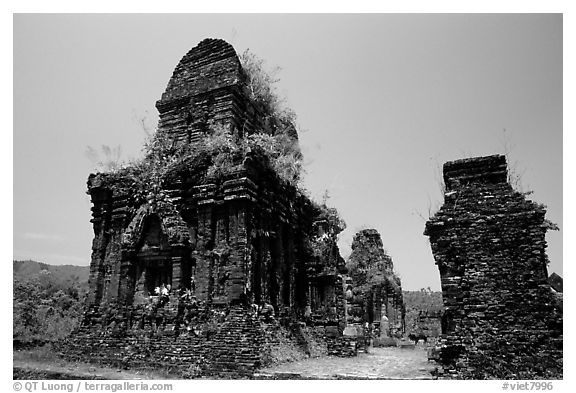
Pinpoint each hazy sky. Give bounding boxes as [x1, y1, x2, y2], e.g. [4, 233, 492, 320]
[13, 14, 562, 290]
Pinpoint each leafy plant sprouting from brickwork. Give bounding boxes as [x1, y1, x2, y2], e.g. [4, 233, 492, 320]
[240, 49, 298, 135]
[307, 202, 347, 269]
[349, 260, 402, 296]
[246, 132, 302, 185]
[85, 145, 123, 173]
[239, 49, 303, 184]
[346, 231, 402, 300]
[316, 204, 346, 239]
[91, 50, 304, 202]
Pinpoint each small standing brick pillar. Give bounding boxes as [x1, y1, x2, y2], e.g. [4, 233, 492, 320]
[425, 155, 562, 379]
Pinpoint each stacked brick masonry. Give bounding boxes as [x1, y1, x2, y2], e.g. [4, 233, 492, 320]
[81, 151, 354, 376]
[76, 38, 355, 376]
[65, 305, 356, 378]
[346, 229, 405, 337]
[155, 38, 264, 145]
[425, 155, 562, 379]
[66, 307, 268, 378]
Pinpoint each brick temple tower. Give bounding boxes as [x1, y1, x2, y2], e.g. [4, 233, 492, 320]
[86, 39, 328, 312]
[72, 39, 352, 377]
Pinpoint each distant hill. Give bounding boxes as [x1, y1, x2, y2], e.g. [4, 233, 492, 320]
[13, 260, 89, 290]
[13, 260, 90, 346]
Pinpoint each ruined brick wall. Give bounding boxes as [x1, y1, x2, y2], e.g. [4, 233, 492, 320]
[425, 155, 562, 379]
[66, 306, 269, 378]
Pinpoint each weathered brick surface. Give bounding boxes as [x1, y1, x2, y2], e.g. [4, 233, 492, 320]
[346, 229, 405, 338]
[65, 306, 266, 378]
[73, 39, 355, 377]
[425, 155, 562, 379]
[155, 38, 263, 145]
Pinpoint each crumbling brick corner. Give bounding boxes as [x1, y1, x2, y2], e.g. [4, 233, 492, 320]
[425, 154, 562, 379]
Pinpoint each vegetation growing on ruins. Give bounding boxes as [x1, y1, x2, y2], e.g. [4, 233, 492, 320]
[347, 233, 401, 295]
[240, 49, 298, 137]
[315, 204, 347, 238]
[345, 229, 404, 327]
[89, 50, 304, 204]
